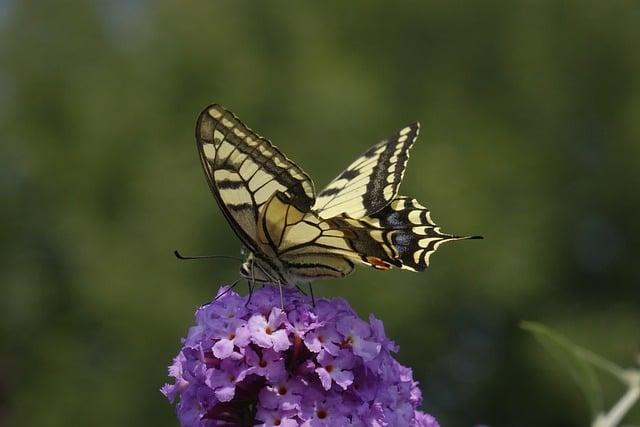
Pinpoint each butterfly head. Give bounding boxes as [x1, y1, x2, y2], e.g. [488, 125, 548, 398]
[240, 253, 279, 284]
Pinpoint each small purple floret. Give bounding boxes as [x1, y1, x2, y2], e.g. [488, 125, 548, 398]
[162, 285, 439, 427]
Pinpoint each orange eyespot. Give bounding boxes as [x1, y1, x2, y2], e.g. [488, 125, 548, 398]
[366, 256, 391, 270]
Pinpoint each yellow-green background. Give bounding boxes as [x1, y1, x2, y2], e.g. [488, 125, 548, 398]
[2, 1, 639, 426]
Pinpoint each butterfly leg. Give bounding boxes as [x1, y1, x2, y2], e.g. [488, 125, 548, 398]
[295, 285, 308, 296]
[308, 283, 316, 308]
[215, 277, 241, 301]
[246, 280, 255, 306]
[245, 259, 257, 307]
[276, 280, 285, 309]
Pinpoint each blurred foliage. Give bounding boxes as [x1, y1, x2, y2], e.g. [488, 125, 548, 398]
[522, 321, 640, 426]
[1, 1, 639, 426]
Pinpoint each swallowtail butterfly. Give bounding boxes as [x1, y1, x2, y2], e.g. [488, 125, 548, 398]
[196, 104, 481, 285]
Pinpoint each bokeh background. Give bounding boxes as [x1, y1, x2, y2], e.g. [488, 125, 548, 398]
[2, 1, 639, 426]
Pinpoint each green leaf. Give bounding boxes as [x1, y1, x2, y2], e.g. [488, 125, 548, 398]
[521, 321, 604, 417]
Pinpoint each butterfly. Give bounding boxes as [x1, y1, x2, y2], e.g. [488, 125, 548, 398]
[196, 104, 481, 286]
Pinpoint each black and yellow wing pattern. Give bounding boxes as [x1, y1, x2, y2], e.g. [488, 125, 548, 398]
[313, 123, 419, 220]
[196, 105, 315, 256]
[335, 197, 482, 271]
[195, 104, 480, 285]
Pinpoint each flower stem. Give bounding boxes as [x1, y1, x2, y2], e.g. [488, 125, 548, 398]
[592, 371, 640, 427]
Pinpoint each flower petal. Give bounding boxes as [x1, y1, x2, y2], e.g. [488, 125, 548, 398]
[353, 337, 381, 362]
[271, 329, 292, 351]
[331, 369, 354, 390]
[315, 367, 333, 391]
[214, 384, 235, 402]
[212, 338, 234, 359]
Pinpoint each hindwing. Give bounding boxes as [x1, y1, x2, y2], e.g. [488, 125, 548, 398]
[340, 197, 482, 271]
[258, 191, 356, 282]
[279, 196, 480, 273]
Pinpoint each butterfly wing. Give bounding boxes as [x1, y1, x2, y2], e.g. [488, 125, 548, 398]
[196, 104, 315, 256]
[313, 123, 419, 220]
[256, 190, 355, 282]
[196, 105, 479, 284]
[339, 197, 482, 271]
[277, 195, 479, 277]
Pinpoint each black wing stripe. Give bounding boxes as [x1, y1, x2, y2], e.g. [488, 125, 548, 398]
[196, 104, 316, 257]
[314, 123, 419, 219]
[330, 196, 480, 271]
[200, 105, 315, 206]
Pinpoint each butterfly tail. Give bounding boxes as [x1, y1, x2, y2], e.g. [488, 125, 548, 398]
[340, 196, 482, 272]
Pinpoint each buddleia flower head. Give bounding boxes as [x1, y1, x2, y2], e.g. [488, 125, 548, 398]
[162, 285, 439, 427]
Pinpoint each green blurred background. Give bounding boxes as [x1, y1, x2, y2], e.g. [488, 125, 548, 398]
[1, 1, 639, 426]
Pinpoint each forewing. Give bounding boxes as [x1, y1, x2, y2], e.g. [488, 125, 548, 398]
[313, 123, 419, 220]
[196, 104, 315, 253]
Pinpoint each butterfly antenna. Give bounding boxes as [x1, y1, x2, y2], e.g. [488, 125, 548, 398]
[174, 250, 243, 262]
[246, 280, 254, 300]
[277, 281, 284, 309]
[308, 283, 316, 307]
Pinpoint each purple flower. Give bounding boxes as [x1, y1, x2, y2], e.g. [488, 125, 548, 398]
[336, 316, 381, 362]
[300, 387, 350, 426]
[258, 376, 304, 411]
[369, 314, 399, 353]
[162, 285, 439, 426]
[211, 318, 250, 359]
[245, 347, 287, 382]
[304, 324, 341, 355]
[255, 407, 299, 427]
[413, 411, 440, 427]
[205, 358, 248, 402]
[315, 350, 355, 390]
[248, 308, 292, 351]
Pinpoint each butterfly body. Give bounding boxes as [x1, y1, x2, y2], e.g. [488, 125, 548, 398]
[238, 192, 356, 284]
[196, 104, 480, 286]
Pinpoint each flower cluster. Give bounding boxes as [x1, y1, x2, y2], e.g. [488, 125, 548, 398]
[162, 285, 439, 427]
